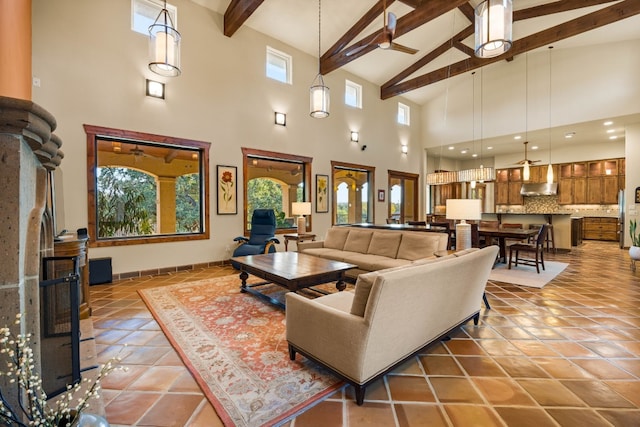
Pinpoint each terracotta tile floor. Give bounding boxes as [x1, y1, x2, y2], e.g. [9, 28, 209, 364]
[90, 241, 640, 426]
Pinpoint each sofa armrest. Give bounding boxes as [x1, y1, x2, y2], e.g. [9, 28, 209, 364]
[297, 240, 325, 252]
[286, 293, 369, 381]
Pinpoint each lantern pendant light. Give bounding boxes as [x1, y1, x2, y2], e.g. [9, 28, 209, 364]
[310, 0, 329, 118]
[474, 0, 513, 58]
[149, 0, 181, 77]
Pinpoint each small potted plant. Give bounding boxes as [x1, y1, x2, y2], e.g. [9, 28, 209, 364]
[629, 219, 640, 263]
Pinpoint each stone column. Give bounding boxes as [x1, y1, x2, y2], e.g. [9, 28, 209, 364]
[157, 176, 177, 233]
[0, 95, 61, 414]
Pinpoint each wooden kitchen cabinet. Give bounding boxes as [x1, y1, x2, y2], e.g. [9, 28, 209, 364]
[583, 217, 619, 241]
[508, 182, 523, 205]
[496, 169, 509, 183]
[558, 179, 573, 204]
[495, 182, 509, 204]
[603, 176, 619, 204]
[574, 178, 587, 204]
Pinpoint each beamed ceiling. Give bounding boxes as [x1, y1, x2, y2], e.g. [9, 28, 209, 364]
[209, 0, 640, 105]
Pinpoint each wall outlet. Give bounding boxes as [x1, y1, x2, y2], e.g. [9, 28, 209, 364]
[32, 77, 41, 87]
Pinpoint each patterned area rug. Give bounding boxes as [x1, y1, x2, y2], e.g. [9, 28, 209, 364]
[489, 261, 569, 288]
[138, 275, 344, 427]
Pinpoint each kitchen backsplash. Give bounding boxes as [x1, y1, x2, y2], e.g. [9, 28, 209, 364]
[496, 196, 619, 217]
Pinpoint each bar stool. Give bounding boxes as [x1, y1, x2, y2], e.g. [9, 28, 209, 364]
[530, 223, 556, 253]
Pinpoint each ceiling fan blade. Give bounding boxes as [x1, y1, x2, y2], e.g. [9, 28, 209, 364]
[387, 12, 397, 38]
[389, 42, 418, 55]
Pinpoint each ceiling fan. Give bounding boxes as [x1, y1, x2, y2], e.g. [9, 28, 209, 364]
[515, 141, 540, 166]
[346, 0, 418, 57]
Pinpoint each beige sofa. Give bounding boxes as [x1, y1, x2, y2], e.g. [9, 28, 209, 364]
[297, 226, 449, 280]
[286, 245, 499, 405]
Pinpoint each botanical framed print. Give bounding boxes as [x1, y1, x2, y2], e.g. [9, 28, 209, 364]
[217, 165, 237, 215]
[378, 189, 385, 202]
[316, 174, 329, 213]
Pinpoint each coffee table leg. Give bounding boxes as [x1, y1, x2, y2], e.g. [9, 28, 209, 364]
[239, 271, 249, 292]
[335, 279, 346, 292]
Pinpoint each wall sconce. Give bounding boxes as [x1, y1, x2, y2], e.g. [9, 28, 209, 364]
[146, 79, 165, 99]
[350, 131, 359, 143]
[274, 112, 286, 126]
[401, 145, 408, 155]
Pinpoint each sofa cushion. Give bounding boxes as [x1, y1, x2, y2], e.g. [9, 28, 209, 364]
[350, 271, 379, 317]
[396, 233, 440, 261]
[324, 227, 351, 250]
[343, 230, 374, 253]
[367, 232, 402, 258]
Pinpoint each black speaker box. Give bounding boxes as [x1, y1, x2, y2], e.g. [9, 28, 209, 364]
[89, 257, 112, 285]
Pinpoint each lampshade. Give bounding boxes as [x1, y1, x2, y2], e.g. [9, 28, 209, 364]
[446, 199, 483, 221]
[474, 0, 512, 58]
[523, 162, 530, 181]
[148, 0, 181, 77]
[291, 202, 311, 216]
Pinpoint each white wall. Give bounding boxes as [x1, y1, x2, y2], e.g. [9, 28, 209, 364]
[32, 0, 423, 273]
[625, 123, 640, 247]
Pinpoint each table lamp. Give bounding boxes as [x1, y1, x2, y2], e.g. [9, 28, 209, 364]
[446, 199, 482, 250]
[291, 202, 311, 235]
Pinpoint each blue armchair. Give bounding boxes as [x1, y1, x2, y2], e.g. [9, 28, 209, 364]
[231, 209, 280, 268]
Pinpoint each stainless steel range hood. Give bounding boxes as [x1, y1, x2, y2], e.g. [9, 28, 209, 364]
[520, 182, 558, 196]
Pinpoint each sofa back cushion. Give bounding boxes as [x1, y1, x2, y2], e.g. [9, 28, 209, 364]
[396, 233, 441, 261]
[367, 232, 402, 258]
[343, 230, 374, 253]
[323, 227, 351, 250]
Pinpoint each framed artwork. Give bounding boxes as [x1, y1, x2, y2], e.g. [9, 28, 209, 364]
[636, 187, 640, 204]
[378, 189, 385, 202]
[217, 165, 237, 215]
[316, 174, 329, 213]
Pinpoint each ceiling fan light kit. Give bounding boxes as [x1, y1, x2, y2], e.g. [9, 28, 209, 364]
[148, 0, 181, 77]
[474, 0, 513, 58]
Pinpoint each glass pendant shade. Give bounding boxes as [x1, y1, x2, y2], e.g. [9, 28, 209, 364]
[474, 0, 512, 58]
[523, 162, 530, 181]
[547, 163, 554, 184]
[149, 4, 181, 77]
[310, 74, 330, 118]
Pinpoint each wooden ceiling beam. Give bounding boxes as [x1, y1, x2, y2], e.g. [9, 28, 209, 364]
[380, 0, 640, 99]
[223, 0, 265, 37]
[320, 0, 468, 75]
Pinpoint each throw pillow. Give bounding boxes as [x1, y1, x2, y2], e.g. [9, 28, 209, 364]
[323, 227, 351, 250]
[367, 232, 402, 258]
[343, 230, 374, 253]
[396, 233, 440, 261]
[350, 271, 378, 317]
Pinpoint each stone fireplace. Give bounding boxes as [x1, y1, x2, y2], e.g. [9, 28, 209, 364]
[0, 96, 64, 407]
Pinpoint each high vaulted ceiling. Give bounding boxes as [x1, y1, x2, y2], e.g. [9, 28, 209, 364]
[193, 0, 640, 106]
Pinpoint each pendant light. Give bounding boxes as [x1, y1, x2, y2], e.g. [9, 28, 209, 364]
[474, 0, 513, 58]
[547, 46, 555, 184]
[310, 0, 329, 118]
[148, 0, 181, 77]
[523, 53, 530, 182]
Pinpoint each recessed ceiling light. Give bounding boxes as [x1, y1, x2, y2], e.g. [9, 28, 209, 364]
[487, 146, 493, 150]
[514, 135, 522, 140]
[531, 145, 539, 150]
[461, 149, 468, 154]
[565, 132, 575, 138]
[609, 135, 618, 140]
[604, 121, 613, 126]
[606, 129, 615, 134]
[472, 153, 478, 158]
[448, 146, 455, 150]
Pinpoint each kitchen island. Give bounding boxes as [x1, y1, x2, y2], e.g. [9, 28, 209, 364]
[480, 212, 573, 250]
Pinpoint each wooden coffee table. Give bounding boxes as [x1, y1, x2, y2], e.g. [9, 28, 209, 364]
[231, 252, 356, 308]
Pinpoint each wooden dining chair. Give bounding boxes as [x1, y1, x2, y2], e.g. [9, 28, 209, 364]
[508, 224, 549, 273]
[501, 222, 527, 245]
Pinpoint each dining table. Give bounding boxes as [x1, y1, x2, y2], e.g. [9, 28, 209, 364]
[478, 227, 539, 263]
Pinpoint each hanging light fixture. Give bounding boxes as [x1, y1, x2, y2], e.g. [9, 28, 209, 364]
[523, 53, 530, 182]
[148, 0, 181, 77]
[547, 46, 555, 184]
[310, 0, 329, 118]
[474, 0, 513, 58]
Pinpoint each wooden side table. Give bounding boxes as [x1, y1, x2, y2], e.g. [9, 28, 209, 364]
[283, 233, 316, 251]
